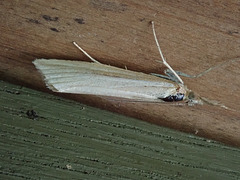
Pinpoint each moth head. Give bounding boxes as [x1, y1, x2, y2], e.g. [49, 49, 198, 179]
[160, 84, 187, 102]
[186, 91, 195, 100]
[185, 90, 203, 105]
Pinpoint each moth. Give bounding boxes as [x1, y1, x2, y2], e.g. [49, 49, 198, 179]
[33, 21, 198, 103]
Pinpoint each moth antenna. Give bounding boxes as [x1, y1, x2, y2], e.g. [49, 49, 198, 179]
[73, 41, 101, 64]
[151, 21, 184, 84]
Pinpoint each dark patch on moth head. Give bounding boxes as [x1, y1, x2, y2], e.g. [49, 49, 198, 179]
[160, 93, 184, 102]
[42, 15, 59, 22]
[74, 18, 85, 24]
[50, 27, 59, 32]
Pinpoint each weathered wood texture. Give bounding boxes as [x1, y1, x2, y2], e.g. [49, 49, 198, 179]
[0, 1, 239, 147]
[0, 80, 240, 179]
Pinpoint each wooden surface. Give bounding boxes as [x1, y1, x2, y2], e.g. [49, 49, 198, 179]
[1, 80, 240, 179]
[0, 1, 239, 147]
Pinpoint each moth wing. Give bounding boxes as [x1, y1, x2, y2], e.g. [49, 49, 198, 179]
[33, 59, 178, 100]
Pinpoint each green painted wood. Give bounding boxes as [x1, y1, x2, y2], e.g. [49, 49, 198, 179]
[0, 80, 239, 180]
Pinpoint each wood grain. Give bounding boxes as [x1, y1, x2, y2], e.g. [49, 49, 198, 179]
[1, 80, 240, 179]
[0, 0, 239, 147]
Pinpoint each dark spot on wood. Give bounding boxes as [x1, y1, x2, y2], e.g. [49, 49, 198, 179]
[50, 27, 59, 32]
[139, 18, 145, 22]
[26, 110, 38, 120]
[28, 19, 41, 24]
[227, 30, 239, 35]
[51, 7, 59, 10]
[74, 18, 85, 24]
[42, 15, 59, 22]
[100, 40, 104, 43]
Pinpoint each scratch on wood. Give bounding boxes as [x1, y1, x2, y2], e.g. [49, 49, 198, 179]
[42, 15, 59, 22]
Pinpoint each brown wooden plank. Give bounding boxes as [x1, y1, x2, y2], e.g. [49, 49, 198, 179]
[0, 0, 239, 147]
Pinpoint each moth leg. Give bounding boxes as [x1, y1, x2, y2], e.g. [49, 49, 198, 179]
[153, 69, 211, 81]
[165, 69, 198, 78]
[73, 41, 101, 64]
[150, 72, 180, 83]
[165, 57, 240, 79]
[164, 68, 213, 78]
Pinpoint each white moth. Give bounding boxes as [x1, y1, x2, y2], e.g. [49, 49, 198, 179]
[33, 21, 196, 103]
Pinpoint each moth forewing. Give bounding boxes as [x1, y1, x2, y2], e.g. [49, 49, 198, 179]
[33, 59, 187, 102]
